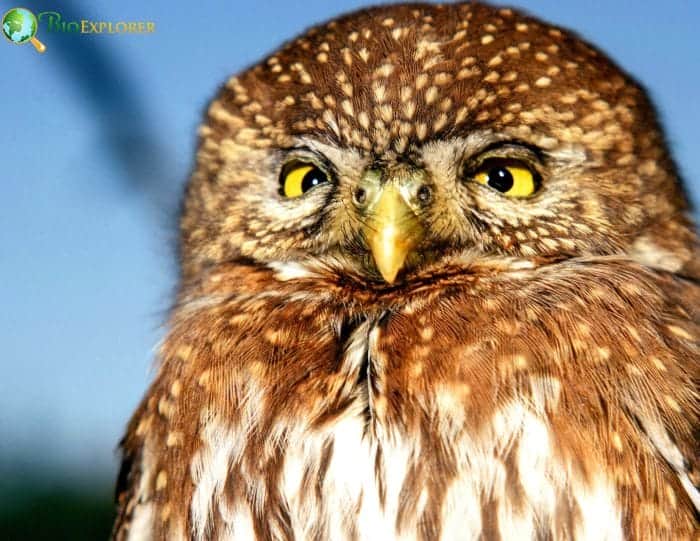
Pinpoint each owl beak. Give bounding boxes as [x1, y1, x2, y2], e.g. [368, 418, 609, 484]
[365, 183, 424, 284]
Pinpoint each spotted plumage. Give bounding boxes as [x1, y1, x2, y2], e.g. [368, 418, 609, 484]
[113, 3, 699, 540]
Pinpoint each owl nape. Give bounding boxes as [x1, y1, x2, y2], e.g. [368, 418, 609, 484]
[113, 3, 699, 540]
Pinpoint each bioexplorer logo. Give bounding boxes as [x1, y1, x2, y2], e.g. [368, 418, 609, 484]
[38, 11, 156, 35]
[2, 7, 156, 53]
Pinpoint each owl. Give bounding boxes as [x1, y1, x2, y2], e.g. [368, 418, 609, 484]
[112, 2, 699, 540]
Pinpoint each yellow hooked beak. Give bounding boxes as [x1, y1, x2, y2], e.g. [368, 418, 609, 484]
[364, 183, 425, 284]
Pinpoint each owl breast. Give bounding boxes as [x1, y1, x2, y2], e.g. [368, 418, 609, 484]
[120, 261, 697, 541]
[190, 317, 624, 541]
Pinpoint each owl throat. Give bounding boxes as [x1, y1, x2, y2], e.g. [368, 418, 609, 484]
[183, 302, 623, 540]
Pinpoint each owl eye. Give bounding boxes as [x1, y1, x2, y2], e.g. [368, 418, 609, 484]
[280, 163, 329, 198]
[472, 159, 539, 198]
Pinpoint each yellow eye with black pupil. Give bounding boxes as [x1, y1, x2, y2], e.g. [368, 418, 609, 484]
[473, 160, 538, 198]
[281, 164, 329, 198]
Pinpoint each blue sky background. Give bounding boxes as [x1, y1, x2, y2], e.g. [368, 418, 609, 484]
[2, 0, 698, 486]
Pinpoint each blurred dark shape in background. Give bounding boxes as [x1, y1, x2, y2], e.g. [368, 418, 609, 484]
[4, 0, 175, 537]
[29, 0, 180, 213]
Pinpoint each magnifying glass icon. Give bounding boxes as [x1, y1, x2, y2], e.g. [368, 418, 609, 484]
[2, 8, 47, 53]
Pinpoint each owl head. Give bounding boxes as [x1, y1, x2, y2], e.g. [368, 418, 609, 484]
[180, 2, 697, 286]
